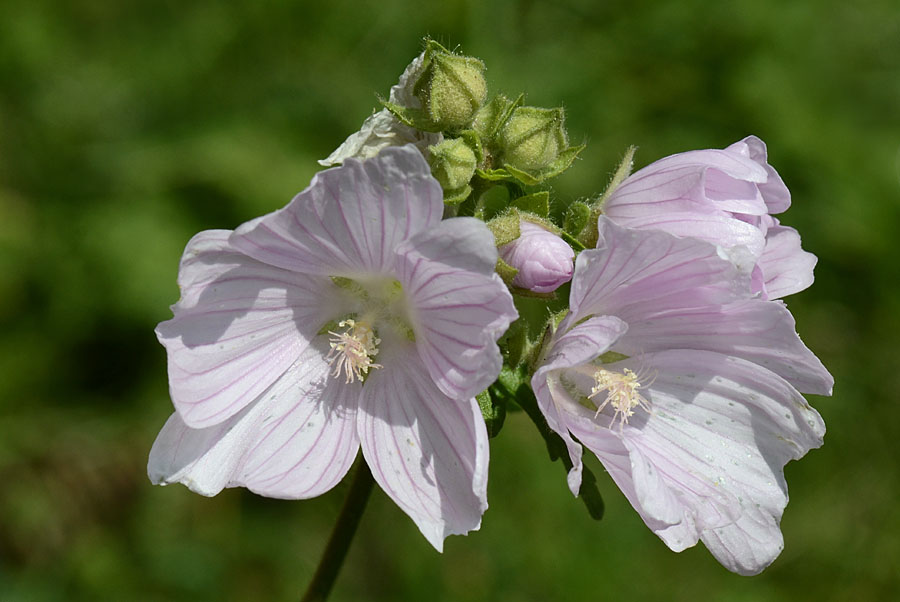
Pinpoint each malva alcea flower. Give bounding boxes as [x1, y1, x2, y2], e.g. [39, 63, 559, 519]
[602, 136, 816, 299]
[149, 145, 517, 550]
[499, 221, 574, 293]
[532, 217, 832, 574]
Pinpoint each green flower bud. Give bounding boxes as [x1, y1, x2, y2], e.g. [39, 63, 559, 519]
[498, 106, 568, 171]
[428, 138, 477, 191]
[415, 40, 488, 130]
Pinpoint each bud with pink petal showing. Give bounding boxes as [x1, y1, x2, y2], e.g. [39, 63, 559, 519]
[500, 221, 574, 293]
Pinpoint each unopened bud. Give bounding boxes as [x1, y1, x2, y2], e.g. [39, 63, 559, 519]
[428, 138, 477, 191]
[415, 41, 487, 130]
[499, 221, 574, 293]
[498, 106, 568, 171]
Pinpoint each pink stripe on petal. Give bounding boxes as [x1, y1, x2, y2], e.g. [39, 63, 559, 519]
[157, 232, 338, 428]
[148, 344, 359, 499]
[357, 346, 489, 551]
[758, 225, 816, 299]
[571, 350, 824, 575]
[396, 219, 517, 400]
[231, 146, 443, 276]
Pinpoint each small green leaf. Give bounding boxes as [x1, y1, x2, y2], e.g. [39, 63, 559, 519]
[477, 185, 510, 220]
[378, 98, 440, 132]
[495, 257, 519, 286]
[503, 143, 585, 186]
[563, 201, 591, 236]
[476, 167, 518, 183]
[560, 231, 586, 253]
[596, 145, 637, 206]
[442, 184, 473, 205]
[476, 389, 506, 438]
[498, 319, 529, 368]
[511, 191, 550, 217]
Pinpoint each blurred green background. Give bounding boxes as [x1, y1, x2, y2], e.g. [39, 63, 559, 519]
[1, 0, 898, 600]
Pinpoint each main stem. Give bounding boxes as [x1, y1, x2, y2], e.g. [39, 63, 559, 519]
[301, 459, 375, 602]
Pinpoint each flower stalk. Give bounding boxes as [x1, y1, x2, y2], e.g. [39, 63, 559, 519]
[301, 459, 375, 602]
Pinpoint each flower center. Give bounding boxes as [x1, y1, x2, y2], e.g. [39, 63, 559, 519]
[326, 318, 382, 384]
[589, 367, 651, 430]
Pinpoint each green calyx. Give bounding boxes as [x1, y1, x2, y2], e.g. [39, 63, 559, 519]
[499, 106, 568, 171]
[414, 40, 487, 131]
[428, 137, 478, 202]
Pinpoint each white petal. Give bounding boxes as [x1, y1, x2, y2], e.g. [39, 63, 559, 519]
[593, 350, 823, 574]
[758, 225, 817, 299]
[396, 217, 517, 400]
[156, 230, 335, 428]
[531, 316, 629, 494]
[232, 146, 443, 277]
[357, 345, 489, 551]
[318, 109, 442, 167]
[618, 300, 834, 396]
[149, 343, 360, 498]
[571, 219, 749, 323]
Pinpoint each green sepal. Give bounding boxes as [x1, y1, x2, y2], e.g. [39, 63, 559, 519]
[492, 365, 605, 520]
[564, 200, 591, 236]
[413, 39, 488, 131]
[476, 184, 510, 221]
[497, 318, 529, 369]
[473, 93, 525, 141]
[598, 350, 630, 364]
[485, 212, 521, 246]
[596, 145, 637, 206]
[476, 167, 518, 183]
[581, 146, 637, 247]
[511, 191, 550, 217]
[442, 184, 473, 205]
[560, 231, 586, 253]
[457, 129, 485, 163]
[476, 389, 507, 438]
[495, 257, 519, 286]
[503, 143, 585, 186]
[378, 98, 441, 132]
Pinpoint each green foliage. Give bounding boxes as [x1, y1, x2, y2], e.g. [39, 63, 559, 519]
[1, 0, 899, 600]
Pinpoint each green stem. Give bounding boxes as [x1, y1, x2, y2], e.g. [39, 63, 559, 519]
[301, 459, 375, 602]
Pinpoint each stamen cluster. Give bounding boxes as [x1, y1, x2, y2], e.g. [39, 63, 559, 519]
[589, 367, 651, 430]
[326, 319, 382, 384]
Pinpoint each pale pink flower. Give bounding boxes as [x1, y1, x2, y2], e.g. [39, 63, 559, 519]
[149, 146, 517, 550]
[532, 217, 832, 574]
[603, 136, 816, 299]
[499, 221, 575, 293]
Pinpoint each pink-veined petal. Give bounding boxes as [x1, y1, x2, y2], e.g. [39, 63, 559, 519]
[357, 345, 489, 551]
[232, 145, 443, 277]
[603, 165, 712, 218]
[731, 136, 791, 214]
[610, 211, 767, 256]
[531, 315, 629, 493]
[571, 219, 749, 323]
[580, 350, 824, 575]
[618, 300, 833, 396]
[148, 343, 360, 498]
[156, 230, 337, 428]
[396, 217, 517, 400]
[758, 225, 817, 299]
